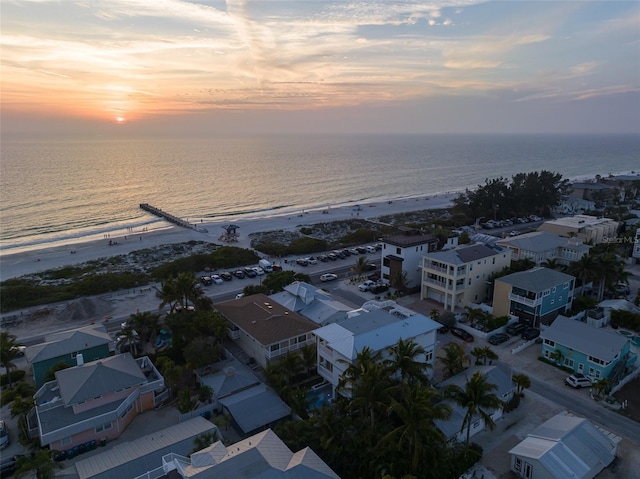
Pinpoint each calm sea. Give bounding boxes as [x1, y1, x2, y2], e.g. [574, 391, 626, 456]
[1, 134, 638, 254]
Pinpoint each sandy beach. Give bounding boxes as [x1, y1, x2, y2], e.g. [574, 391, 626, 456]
[0, 193, 456, 281]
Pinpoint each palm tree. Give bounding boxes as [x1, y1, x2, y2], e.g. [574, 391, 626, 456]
[14, 450, 62, 479]
[129, 311, 160, 352]
[567, 254, 598, 293]
[541, 258, 564, 271]
[380, 385, 452, 472]
[446, 371, 502, 446]
[353, 256, 370, 278]
[550, 349, 564, 365]
[0, 332, 21, 388]
[384, 338, 430, 389]
[301, 344, 317, 376]
[390, 270, 409, 295]
[438, 342, 468, 379]
[278, 352, 304, 383]
[119, 325, 139, 356]
[592, 378, 611, 399]
[512, 373, 531, 397]
[470, 346, 498, 366]
[594, 253, 621, 301]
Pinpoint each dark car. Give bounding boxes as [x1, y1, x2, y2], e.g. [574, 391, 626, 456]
[369, 283, 389, 294]
[220, 272, 233, 281]
[451, 327, 474, 342]
[318, 255, 329, 262]
[437, 324, 449, 334]
[243, 267, 257, 278]
[233, 270, 245, 279]
[296, 258, 308, 266]
[355, 246, 367, 254]
[522, 328, 541, 341]
[1, 455, 24, 478]
[488, 333, 509, 345]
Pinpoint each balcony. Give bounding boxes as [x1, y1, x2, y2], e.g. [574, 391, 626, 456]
[509, 293, 542, 307]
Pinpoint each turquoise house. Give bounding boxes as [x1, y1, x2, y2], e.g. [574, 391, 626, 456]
[25, 324, 112, 388]
[493, 267, 575, 327]
[540, 317, 636, 383]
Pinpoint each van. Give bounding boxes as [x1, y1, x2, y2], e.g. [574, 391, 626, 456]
[258, 259, 273, 273]
[506, 322, 526, 336]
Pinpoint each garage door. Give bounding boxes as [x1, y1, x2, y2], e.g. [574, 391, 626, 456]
[427, 290, 444, 303]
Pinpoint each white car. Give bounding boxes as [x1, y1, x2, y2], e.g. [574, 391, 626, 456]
[211, 274, 224, 284]
[565, 373, 592, 389]
[252, 267, 265, 276]
[320, 273, 338, 282]
[306, 257, 318, 265]
[358, 280, 375, 292]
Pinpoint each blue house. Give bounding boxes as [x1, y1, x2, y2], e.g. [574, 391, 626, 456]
[540, 317, 636, 383]
[493, 267, 575, 327]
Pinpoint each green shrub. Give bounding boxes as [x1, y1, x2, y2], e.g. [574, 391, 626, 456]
[0, 369, 26, 386]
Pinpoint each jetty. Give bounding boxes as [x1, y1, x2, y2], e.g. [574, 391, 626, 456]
[139, 203, 208, 232]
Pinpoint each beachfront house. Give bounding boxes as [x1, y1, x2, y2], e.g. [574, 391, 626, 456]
[380, 229, 439, 290]
[269, 281, 351, 326]
[420, 243, 512, 312]
[434, 364, 516, 444]
[508, 412, 618, 479]
[29, 353, 164, 450]
[313, 307, 440, 397]
[540, 316, 636, 383]
[25, 324, 112, 388]
[214, 294, 318, 369]
[497, 231, 591, 266]
[135, 428, 341, 479]
[493, 267, 576, 327]
[537, 215, 618, 244]
[195, 357, 291, 437]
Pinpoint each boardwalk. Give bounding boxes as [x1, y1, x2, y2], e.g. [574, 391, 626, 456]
[139, 203, 208, 232]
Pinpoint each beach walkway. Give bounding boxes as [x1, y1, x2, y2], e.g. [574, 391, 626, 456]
[139, 203, 208, 233]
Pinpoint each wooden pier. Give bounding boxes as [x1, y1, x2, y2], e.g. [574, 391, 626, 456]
[139, 203, 207, 232]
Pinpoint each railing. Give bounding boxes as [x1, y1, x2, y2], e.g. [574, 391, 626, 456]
[423, 277, 447, 288]
[508, 293, 541, 307]
[265, 338, 315, 359]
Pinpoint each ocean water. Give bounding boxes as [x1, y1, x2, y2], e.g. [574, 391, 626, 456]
[1, 134, 638, 254]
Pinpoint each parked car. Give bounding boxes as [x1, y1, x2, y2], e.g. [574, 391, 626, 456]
[565, 373, 592, 389]
[320, 273, 338, 282]
[243, 267, 257, 278]
[1, 455, 23, 478]
[451, 327, 474, 342]
[366, 245, 376, 253]
[317, 255, 329, 262]
[295, 258, 308, 266]
[341, 249, 352, 256]
[488, 333, 509, 345]
[369, 283, 389, 294]
[349, 248, 360, 255]
[272, 264, 283, 271]
[437, 324, 449, 334]
[235, 293, 245, 299]
[506, 322, 526, 336]
[200, 275, 212, 285]
[355, 246, 367, 254]
[0, 421, 8, 450]
[327, 253, 338, 261]
[252, 267, 265, 276]
[13, 345, 26, 357]
[233, 270, 246, 279]
[358, 280, 376, 292]
[220, 272, 233, 281]
[211, 274, 224, 284]
[521, 328, 540, 340]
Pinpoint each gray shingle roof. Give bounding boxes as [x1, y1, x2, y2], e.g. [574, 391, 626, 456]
[25, 324, 111, 363]
[540, 316, 628, 362]
[56, 353, 146, 405]
[219, 384, 290, 434]
[497, 267, 574, 292]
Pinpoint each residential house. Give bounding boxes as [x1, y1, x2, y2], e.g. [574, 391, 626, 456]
[569, 181, 614, 205]
[135, 428, 341, 479]
[195, 355, 291, 437]
[421, 243, 512, 312]
[73, 417, 218, 479]
[537, 215, 618, 244]
[434, 364, 516, 443]
[587, 299, 640, 328]
[269, 281, 351, 326]
[381, 228, 439, 289]
[633, 227, 640, 264]
[25, 324, 112, 388]
[493, 267, 575, 326]
[214, 294, 318, 369]
[313, 307, 440, 397]
[497, 231, 591, 266]
[509, 412, 618, 479]
[30, 353, 164, 450]
[540, 316, 636, 383]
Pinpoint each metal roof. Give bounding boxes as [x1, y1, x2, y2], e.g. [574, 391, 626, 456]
[74, 417, 216, 479]
[424, 243, 507, 266]
[540, 317, 628, 362]
[498, 231, 575, 253]
[219, 384, 290, 434]
[496, 267, 575, 293]
[509, 413, 616, 479]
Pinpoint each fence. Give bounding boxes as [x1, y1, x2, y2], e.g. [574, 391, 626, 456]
[609, 366, 640, 395]
[178, 403, 218, 423]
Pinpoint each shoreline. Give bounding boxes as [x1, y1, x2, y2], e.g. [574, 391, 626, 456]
[0, 192, 457, 281]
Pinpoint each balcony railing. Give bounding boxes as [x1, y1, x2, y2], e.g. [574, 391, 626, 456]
[265, 338, 315, 359]
[509, 293, 542, 307]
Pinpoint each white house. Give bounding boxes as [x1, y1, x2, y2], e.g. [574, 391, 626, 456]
[497, 231, 591, 266]
[313, 307, 440, 397]
[421, 243, 512, 312]
[509, 412, 618, 479]
[381, 229, 439, 289]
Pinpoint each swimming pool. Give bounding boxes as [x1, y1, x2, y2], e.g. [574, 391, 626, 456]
[306, 384, 333, 410]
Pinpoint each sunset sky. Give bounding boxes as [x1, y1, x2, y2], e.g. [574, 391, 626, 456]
[2, 0, 639, 136]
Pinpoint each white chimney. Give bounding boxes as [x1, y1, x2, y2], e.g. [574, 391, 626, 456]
[76, 353, 84, 366]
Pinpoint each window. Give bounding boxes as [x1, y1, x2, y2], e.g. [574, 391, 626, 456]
[514, 457, 522, 472]
[543, 350, 550, 359]
[563, 358, 574, 368]
[297, 334, 307, 343]
[120, 403, 133, 418]
[396, 247, 401, 255]
[60, 436, 72, 446]
[543, 290, 550, 296]
[270, 344, 280, 352]
[425, 350, 433, 362]
[544, 339, 555, 347]
[492, 258, 495, 264]
[552, 286, 556, 293]
[95, 422, 112, 433]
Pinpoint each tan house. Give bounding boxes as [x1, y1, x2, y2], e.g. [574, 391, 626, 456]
[30, 353, 164, 450]
[215, 294, 318, 368]
[537, 215, 618, 244]
[421, 243, 512, 312]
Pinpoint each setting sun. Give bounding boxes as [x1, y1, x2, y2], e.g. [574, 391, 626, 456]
[116, 116, 125, 124]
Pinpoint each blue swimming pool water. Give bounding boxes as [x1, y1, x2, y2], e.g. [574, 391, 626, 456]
[306, 385, 333, 410]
